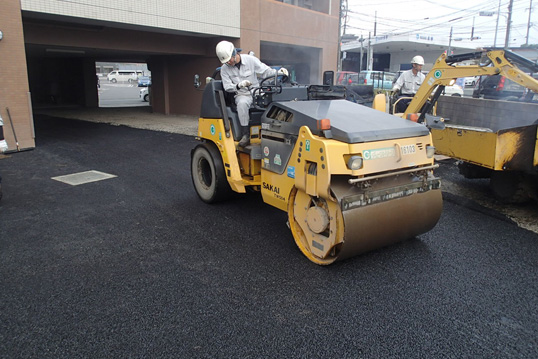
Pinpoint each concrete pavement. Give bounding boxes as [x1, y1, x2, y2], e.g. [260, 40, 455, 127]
[35, 106, 199, 136]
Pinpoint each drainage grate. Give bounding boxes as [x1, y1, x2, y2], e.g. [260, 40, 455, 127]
[51, 170, 117, 186]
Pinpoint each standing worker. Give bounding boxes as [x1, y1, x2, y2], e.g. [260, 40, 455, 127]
[392, 55, 426, 113]
[216, 40, 288, 147]
[0, 112, 8, 201]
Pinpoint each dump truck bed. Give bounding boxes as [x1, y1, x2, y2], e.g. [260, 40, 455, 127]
[432, 96, 538, 171]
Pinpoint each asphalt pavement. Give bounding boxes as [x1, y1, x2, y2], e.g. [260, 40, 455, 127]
[1, 115, 537, 358]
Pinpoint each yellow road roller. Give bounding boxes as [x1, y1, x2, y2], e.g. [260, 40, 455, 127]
[191, 76, 442, 265]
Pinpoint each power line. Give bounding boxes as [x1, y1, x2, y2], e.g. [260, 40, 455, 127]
[346, 0, 537, 44]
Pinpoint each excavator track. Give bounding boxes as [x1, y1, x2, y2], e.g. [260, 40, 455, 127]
[288, 170, 443, 265]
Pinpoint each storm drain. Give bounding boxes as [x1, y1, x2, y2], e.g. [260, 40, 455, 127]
[52, 170, 117, 186]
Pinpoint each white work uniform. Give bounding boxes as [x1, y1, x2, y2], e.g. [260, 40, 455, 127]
[392, 69, 425, 95]
[221, 54, 276, 126]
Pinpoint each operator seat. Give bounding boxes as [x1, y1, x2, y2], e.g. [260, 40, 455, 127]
[200, 80, 262, 141]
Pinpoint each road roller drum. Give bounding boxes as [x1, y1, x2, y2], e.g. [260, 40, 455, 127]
[288, 168, 442, 265]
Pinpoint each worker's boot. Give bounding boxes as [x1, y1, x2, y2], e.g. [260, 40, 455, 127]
[238, 126, 250, 147]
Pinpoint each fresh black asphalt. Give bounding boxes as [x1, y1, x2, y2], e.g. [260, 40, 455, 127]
[1, 115, 537, 358]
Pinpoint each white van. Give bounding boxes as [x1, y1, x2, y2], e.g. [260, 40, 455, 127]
[107, 70, 142, 83]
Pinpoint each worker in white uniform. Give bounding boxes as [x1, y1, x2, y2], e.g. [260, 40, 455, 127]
[392, 55, 426, 113]
[216, 40, 288, 147]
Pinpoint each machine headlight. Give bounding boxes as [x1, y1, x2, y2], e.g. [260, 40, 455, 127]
[347, 155, 363, 170]
[426, 146, 435, 158]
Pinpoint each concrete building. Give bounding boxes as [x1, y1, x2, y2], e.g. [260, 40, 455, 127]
[341, 33, 480, 73]
[0, 0, 339, 151]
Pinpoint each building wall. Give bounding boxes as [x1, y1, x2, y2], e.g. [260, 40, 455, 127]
[1, 0, 340, 149]
[240, 0, 339, 83]
[23, 22, 212, 56]
[0, 0, 35, 151]
[21, 0, 240, 37]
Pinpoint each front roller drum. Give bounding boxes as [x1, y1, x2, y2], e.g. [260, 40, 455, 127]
[288, 185, 443, 265]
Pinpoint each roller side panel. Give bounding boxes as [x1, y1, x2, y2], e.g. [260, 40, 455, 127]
[197, 117, 247, 193]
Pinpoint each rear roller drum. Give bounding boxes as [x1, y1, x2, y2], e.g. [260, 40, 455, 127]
[191, 143, 233, 203]
[288, 188, 345, 265]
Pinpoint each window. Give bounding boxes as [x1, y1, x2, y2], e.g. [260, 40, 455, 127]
[275, 0, 327, 13]
[385, 73, 396, 82]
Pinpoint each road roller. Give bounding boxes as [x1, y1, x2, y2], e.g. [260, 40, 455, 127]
[191, 75, 442, 265]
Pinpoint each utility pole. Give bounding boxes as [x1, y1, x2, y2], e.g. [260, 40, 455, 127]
[471, 17, 475, 39]
[494, 0, 501, 47]
[526, 0, 533, 46]
[374, 11, 377, 36]
[368, 32, 374, 71]
[359, 35, 364, 72]
[448, 27, 453, 55]
[337, 0, 343, 71]
[343, 0, 349, 35]
[505, 0, 514, 49]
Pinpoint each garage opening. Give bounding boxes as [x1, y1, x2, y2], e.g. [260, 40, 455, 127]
[260, 42, 321, 84]
[96, 62, 151, 108]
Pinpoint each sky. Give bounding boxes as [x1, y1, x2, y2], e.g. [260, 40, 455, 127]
[345, 0, 537, 48]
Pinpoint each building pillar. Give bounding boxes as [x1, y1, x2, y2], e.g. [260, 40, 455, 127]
[148, 57, 170, 115]
[83, 58, 99, 108]
[0, 0, 35, 150]
[149, 55, 217, 116]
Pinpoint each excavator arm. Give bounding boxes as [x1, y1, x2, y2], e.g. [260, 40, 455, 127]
[404, 49, 538, 120]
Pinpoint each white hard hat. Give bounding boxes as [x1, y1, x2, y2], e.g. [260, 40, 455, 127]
[411, 55, 425, 66]
[216, 41, 236, 64]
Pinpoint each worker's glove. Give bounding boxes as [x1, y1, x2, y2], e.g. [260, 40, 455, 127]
[277, 68, 289, 77]
[237, 80, 252, 89]
[0, 139, 8, 153]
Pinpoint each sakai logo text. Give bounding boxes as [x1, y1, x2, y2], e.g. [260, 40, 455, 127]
[263, 182, 280, 194]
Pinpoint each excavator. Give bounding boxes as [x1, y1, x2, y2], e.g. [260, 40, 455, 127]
[384, 49, 538, 203]
[191, 72, 442, 265]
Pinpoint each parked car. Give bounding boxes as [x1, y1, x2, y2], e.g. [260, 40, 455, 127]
[441, 83, 464, 96]
[359, 71, 397, 90]
[472, 74, 535, 101]
[107, 70, 142, 83]
[137, 76, 151, 87]
[140, 87, 149, 102]
[335, 71, 358, 85]
[464, 76, 478, 87]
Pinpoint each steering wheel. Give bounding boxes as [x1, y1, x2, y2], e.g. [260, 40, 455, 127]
[259, 72, 289, 87]
[250, 74, 281, 108]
